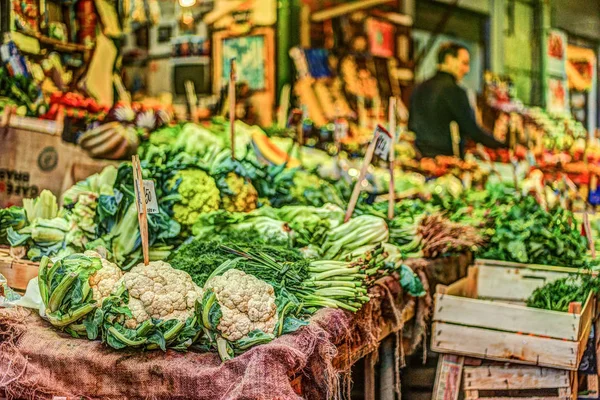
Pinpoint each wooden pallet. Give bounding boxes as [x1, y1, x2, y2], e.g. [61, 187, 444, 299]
[463, 361, 573, 400]
[433, 350, 600, 400]
[432, 261, 596, 370]
[0, 247, 40, 292]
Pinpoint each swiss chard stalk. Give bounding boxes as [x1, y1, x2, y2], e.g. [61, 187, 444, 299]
[46, 303, 97, 327]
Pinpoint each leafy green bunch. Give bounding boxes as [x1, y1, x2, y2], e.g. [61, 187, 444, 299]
[480, 196, 589, 268]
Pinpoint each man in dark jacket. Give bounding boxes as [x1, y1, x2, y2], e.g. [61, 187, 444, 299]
[408, 42, 506, 158]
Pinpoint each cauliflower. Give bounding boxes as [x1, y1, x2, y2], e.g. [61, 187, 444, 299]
[170, 169, 221, 229]
[220, 172, 258, 213]
[202, 269, 277, 341]
[117, 260, 203, 329]
[84, 250, 123, 303]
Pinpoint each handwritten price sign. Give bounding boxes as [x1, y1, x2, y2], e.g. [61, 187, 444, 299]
[136, 180, 159, 214]
[373, 125, 392, 162]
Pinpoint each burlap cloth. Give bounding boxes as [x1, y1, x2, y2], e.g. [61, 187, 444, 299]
[0, 273, 430, 400]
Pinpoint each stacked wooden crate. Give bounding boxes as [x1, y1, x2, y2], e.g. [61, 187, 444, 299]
[431, 259, 598, 400]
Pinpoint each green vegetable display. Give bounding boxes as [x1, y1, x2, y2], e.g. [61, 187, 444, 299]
[8, 217, 69, 260]
[480, 196, 589, 268]
[0, 206, 26, 245]
[321, 215, 389, 260]
[526, 275, 599, 312]
[15, 117, 596, 359]
[95, 162, 181, 268]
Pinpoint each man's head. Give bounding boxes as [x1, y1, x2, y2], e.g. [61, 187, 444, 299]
[437, 42, 470, 82]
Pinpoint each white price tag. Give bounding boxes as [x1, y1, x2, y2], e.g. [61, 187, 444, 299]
[462, 171, 472, 190]
[373, 125, 392, 162]
[526, 150, 536, 167]
[334, 119, 348, 141]
[141, 180, 159, 214]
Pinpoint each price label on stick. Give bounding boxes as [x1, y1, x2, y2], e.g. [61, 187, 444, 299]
[142, 180, 159, 214]
[131, 155, 150, 265]
[344, 125, 389, 222]
[334, 118, 348, 142]
[373, 125, 392, 162]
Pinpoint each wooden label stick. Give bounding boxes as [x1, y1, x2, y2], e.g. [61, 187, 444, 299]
[113, 73, 132, 106]
[508, 114, 519, 190]
[373, 95, 381, 126]
[132, 155, 149, 265]
[298, 105, 306, 147]
[583, 212, 596, 259]
[229, 58, 236, 160]
[333, 108, 347, 178]
[185, 80, 199, 123]
[344, 125, 389, 222]
[358, 95, 367, 130]
[450, 121, 460, 158]
[388, 97, 397, 220]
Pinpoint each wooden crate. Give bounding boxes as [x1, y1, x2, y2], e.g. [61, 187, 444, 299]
[431, 260, 596, 371]
[0, 247, 39, 292]
[463, 361, 574, 400]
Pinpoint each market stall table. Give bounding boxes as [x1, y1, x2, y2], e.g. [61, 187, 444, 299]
[0, 273, 428, 400]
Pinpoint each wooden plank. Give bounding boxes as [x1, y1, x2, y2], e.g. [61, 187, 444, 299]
[568, 371, 577, 400]
[432, 354, 464, 400]
[558, 387, 572, 400]
[443, 276, 470, 296]
[378, 337, 396, 400]
[587, 375, 598, 394]
[576, 312, 593, 369]
[464, 390, 479, 400]
[475, 397, 563, 400]
[467, 265, 479, 298]
[365, 351, 376, 400]
[311, 0, 393, 22]
[577, 294, 595, 341]
[431, 322, 580, 370]
[474, 259, 594, 275]
[477, 265, 568, 301]
[433, 294, 581, 340]
[463, 366, 570, 390]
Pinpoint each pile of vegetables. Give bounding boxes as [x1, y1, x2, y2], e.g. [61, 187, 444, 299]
[7, 190, 69, 260]
[480, 196, 589, 268]
[6, 114, 600, 360]
[526, 275, 599, 312]
[37, 250, 309, 359]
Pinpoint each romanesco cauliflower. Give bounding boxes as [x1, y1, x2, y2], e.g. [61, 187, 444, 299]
[170, 169, 221, 229]
[220, 172, 258, 213]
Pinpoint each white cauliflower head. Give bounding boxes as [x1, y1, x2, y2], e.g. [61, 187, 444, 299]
[84, 250, 124, 303]
[116, 260, 203, 328]
[203, 269, 277, 341]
